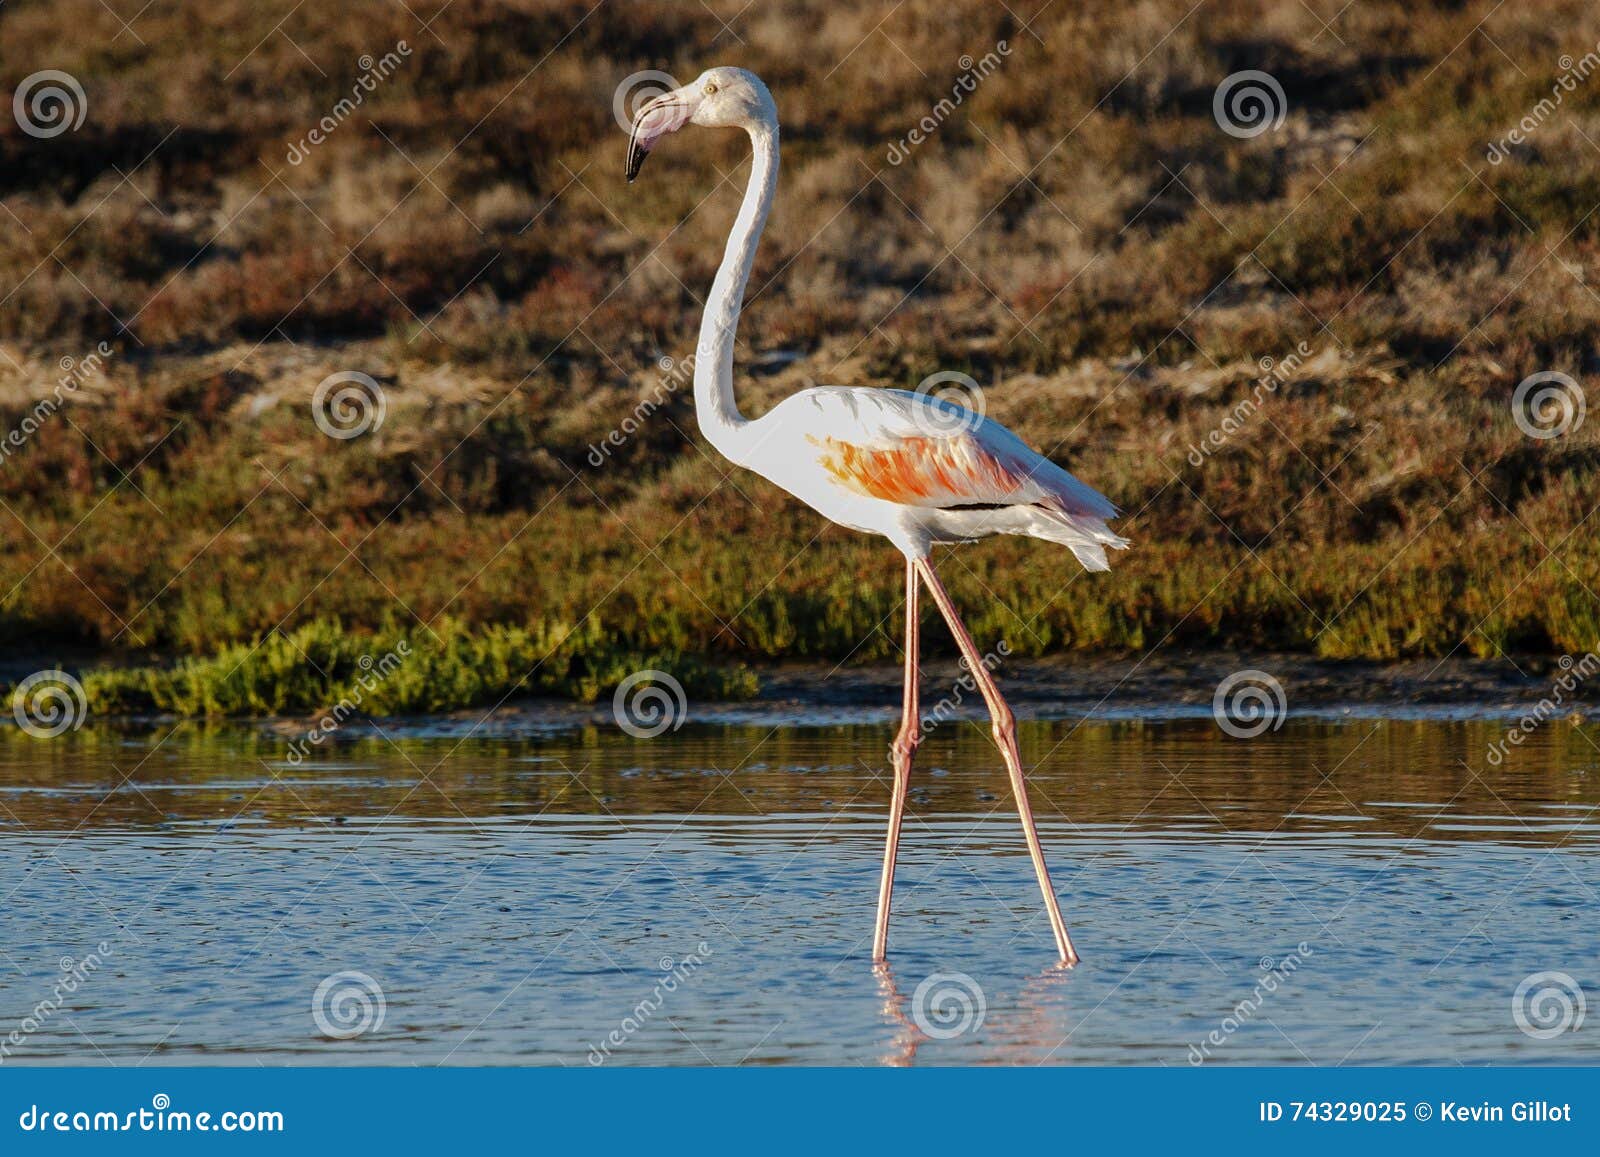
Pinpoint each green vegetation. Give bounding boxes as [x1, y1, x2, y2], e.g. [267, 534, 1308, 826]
[77, 619, 757, 717]
[1, 0, 1598, 716]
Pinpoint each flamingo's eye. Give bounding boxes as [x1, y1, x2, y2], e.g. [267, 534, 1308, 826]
[704, 81, 718, 95]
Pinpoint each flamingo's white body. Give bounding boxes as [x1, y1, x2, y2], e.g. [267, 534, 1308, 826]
[629, 67, 1126, 965]
[745, 386, 1126, 567]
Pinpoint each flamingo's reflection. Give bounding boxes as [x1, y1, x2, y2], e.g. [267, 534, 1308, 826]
[873, 962, 921, 1066]
[874, 959, 1079, 1066]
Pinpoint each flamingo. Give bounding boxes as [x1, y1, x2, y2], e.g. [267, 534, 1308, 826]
[627, 67, 1127, 966]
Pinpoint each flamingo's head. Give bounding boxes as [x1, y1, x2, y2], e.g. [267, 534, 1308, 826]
[626, 67, 776, 182]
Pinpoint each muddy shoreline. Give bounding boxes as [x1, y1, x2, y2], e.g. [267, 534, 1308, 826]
[8, 650, 1589, 738]
[236, 650, 1598, 740]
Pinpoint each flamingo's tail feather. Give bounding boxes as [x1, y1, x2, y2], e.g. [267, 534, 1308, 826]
[1025, 504, 1130, 573]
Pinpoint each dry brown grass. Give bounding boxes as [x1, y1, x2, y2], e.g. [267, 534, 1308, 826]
[1, 0, 1598, 689]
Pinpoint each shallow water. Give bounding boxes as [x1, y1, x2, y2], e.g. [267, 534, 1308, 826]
[1, 715, 1597, 1066]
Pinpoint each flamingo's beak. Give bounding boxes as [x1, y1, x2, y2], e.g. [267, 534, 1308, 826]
[627, 90, 694, 182]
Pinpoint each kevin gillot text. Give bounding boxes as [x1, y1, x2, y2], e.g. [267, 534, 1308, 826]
[1437, 1102, 1573, 1123]
[1259, 1101, 1573, 1124]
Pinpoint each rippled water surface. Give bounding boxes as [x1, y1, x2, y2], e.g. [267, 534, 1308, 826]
[1, 715, 1597, 1065]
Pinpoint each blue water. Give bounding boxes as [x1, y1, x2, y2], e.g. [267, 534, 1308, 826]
[0, 717, 1596, 1065]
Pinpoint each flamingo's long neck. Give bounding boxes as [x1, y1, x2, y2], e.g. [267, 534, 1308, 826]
[693, 118, 778, 461]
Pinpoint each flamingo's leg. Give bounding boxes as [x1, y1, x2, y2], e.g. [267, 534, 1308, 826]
[873, 557, 921, 962]
[913, 557, 1079, 966]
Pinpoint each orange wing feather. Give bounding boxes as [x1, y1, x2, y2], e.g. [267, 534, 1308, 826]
[811, 434, 1029, 507]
